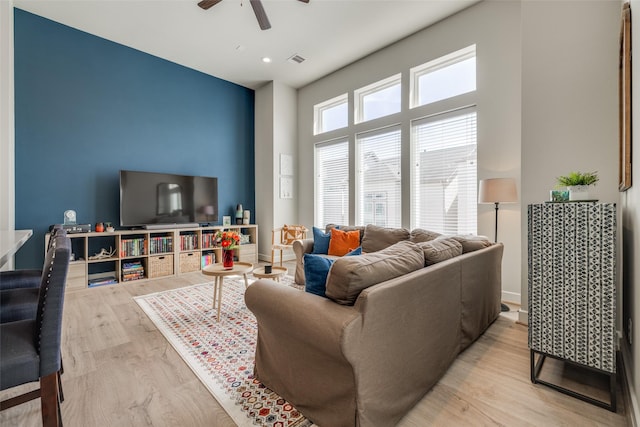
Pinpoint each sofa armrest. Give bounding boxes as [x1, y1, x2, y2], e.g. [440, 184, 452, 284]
[245, 279, 362, 426]
[292, 239, 314, 285]
[246, 279, 359, 353]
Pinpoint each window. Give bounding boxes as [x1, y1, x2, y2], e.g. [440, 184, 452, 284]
[315, 139, 349, 226]
[356, 126, 401, 227]
[355, 74, 401, 124]
[314, 94, 348, 135]
[411, 107, 477, 234]
[410, 45, 476, 108]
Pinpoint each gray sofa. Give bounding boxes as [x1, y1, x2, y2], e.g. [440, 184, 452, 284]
[245, 233, 503, 427]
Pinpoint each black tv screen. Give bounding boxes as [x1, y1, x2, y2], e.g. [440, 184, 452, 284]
[120, 170, 218, 227]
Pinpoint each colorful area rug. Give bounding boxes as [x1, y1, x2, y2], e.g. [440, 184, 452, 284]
[134, 276, 312, 427]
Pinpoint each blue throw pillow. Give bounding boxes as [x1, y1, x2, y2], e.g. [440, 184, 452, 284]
[346, 246, 362, 256]
[304, 254, 334, 297]
[311, 226, 331, 254]
[304, 248, 362, 297]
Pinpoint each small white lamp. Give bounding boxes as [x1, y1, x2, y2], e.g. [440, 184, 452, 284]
[479, 177, 518, 313]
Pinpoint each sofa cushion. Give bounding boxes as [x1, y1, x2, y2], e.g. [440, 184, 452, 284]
[437, 235, 493, 253]
[304, 248, 362, 297]
[328, 228, 361, 256]
[361, 224, 410, 253]
[311, 226, 331, 255]
[418, 238, 463, 266]
[325, 224, 366, 243]
[410, 228, 442, 243]
[325, 241, 425, 305]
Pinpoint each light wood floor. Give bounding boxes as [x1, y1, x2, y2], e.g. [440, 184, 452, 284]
[0, 263, 631, 427]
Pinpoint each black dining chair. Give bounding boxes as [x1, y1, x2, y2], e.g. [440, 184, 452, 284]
[0, 226, 66, 323]
[0, 225, 65, 293]
[0, 232, 70, 426]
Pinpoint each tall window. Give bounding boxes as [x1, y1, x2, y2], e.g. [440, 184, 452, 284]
[410, 45, 476, 108]
[315, 140, 349, 226]
[356, 126, 401, 227]
[314, 94, 348, 135]
[354, 74, 401, 124]
[411, 108, 477, 234]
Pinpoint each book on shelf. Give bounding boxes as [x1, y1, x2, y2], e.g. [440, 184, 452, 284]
[120, 238, 147, 257]
[180, 233, 199, 251]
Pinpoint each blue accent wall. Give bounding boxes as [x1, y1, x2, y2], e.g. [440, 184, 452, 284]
[14, 9, 255, 269]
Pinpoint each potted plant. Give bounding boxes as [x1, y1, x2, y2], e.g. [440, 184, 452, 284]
[556, 171, 599, 201]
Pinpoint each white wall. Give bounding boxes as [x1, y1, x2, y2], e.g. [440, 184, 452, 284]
[297, 0, 523, 303]
[624, 0, 640, 422]
[255, 83, 275, 261]
[255, 81, 299, 262]
[519, 1, 620, 324]
[0, 0, 15, 270]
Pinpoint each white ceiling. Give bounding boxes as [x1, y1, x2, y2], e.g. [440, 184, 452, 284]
[13, 0, 479, 90]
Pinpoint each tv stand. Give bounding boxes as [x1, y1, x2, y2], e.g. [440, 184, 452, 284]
[46, 224, 258, 292]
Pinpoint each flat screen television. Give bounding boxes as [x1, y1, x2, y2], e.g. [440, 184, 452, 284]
[120, 170, 218, 228]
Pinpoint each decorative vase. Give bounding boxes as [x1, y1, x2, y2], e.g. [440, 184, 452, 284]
[95, 222, 104, 232]
[222, 249, 234, 270]
[568, 185, 590, 201]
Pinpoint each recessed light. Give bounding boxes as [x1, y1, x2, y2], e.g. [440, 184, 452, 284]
[262, 57, 272, 63]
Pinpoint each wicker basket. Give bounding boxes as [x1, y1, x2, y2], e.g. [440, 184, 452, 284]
[148, 255, 174, 278]
[180, 252, 201, 273]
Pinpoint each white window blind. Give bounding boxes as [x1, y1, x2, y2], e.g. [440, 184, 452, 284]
[412, 108, 477, 234]
[315, 139, 349, 226]
[356, 126, 401, 227]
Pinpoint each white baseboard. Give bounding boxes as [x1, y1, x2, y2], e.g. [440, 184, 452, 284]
[621, 344, 639, 426]
[502, 290, 520, 305]
[517, 308, 528, 325]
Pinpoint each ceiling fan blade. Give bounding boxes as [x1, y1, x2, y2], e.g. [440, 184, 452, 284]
[198, 0, 223, 10]
[298, 0, 310, 3]
[249, 0, 271, 30]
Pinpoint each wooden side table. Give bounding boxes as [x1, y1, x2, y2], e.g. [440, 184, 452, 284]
[253, 266, 287, 282]
[202, 261, 253, 321]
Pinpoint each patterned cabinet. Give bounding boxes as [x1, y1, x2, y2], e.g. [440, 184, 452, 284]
[528, 202, 616, 411]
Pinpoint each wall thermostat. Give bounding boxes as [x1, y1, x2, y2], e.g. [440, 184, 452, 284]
[64, 210, 77, 225]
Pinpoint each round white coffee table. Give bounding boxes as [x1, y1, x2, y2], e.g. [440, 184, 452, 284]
[253, 266, 287, 282]
[202, 261, 253, 321]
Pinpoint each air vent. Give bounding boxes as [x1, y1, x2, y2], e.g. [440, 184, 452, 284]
[288, 54, 306, 64]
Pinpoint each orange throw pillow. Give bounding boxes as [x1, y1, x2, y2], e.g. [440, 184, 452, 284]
[328, 228, 360, 256]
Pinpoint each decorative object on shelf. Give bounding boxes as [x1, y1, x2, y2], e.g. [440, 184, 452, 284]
[63, 209, 77, 225]
[105, 222, 115, 232]
[555, 171, 599, 201]
[95, 222, 104, 233]
[235, 204, 243, 225]
[264, 265, 272, 274]
[620, 2, 632, 192]
[88, 247, 116, 260]
[216, 230, 240, 270]
[478, 177, 518, 313]
[549, 190, 569, 202]
[222, 216, 231, 226]
[243, 210, 250, 225]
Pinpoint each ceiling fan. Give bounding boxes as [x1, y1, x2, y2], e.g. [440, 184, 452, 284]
[198, 0, 309, 31]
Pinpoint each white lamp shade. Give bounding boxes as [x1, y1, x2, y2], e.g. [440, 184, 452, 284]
[478, 178, 518, 204]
